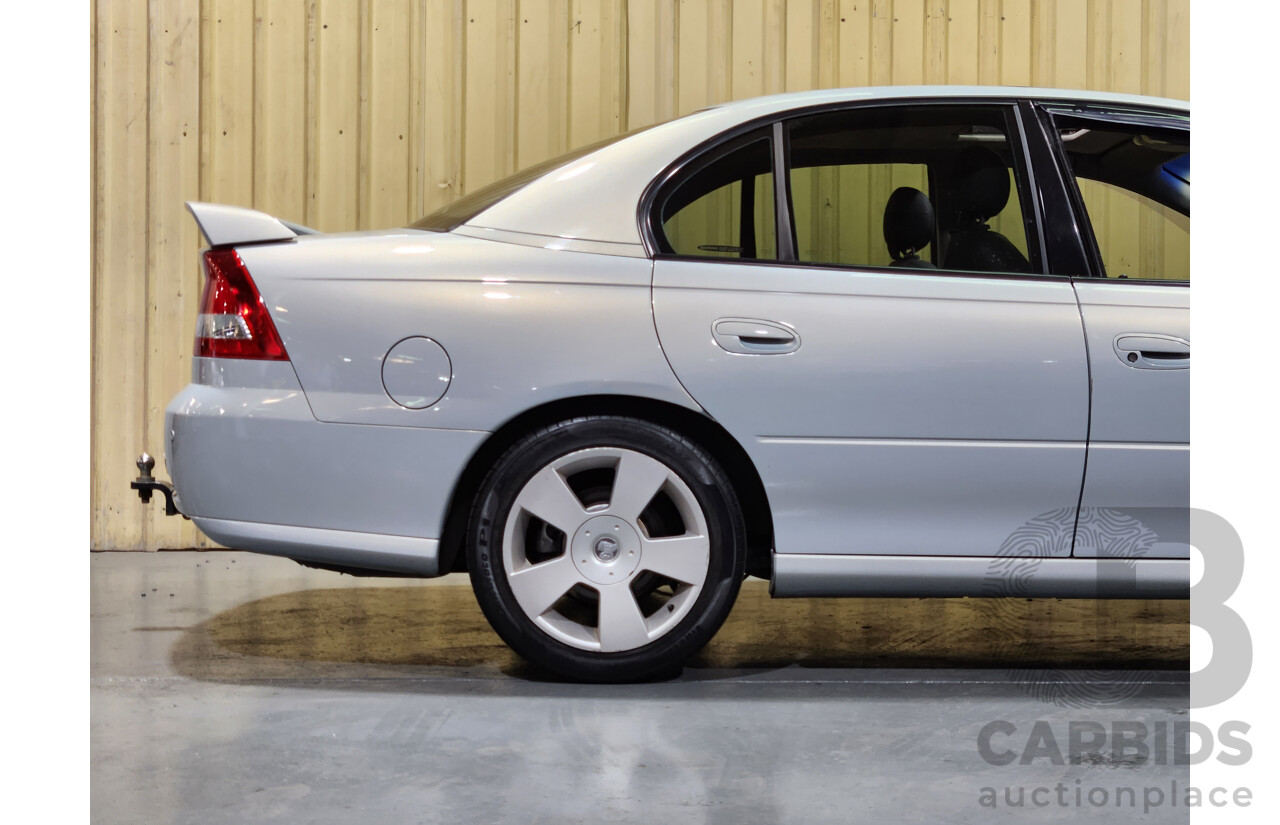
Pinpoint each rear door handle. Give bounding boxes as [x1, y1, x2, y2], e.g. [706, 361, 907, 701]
[1114, 334, 1190, 370]
[712, 319, 801, 354]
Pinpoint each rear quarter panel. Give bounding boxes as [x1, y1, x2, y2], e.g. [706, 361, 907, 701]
[236, 232, 699, 430]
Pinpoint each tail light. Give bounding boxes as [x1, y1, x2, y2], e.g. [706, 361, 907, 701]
[195, 249, 289, 360]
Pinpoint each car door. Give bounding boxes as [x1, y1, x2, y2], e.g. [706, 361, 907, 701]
[1033, 103, 1191, 559]
[650, 103, 1091, 560]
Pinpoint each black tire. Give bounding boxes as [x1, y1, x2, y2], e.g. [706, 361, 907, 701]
[466, 416, 746, 682]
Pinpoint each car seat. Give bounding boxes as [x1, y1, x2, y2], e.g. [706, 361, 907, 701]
[943, 147, 1031, 273]
[883, 187, 936, 269]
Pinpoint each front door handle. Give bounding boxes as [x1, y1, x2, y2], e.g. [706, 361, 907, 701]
[712, 318, 801, 354]
[1114, 334, 1190, 370]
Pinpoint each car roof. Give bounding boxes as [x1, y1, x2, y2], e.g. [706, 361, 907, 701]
[687, 85, 1188, 118]
[459, 86, 1189, 252]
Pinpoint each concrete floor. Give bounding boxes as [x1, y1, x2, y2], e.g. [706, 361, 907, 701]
[92, 550, 1189, 824]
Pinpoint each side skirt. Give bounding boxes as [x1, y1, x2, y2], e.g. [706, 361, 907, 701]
[770, 553, 1188, 599]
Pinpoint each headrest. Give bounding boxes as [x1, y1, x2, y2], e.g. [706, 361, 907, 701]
[951, 147, 1011, 223]
[883, 187, 935, 260]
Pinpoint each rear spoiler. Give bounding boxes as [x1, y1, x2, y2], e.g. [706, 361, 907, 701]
[185, 201, 317, 247]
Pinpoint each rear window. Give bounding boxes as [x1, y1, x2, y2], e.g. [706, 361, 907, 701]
[410, 127, 654, 232]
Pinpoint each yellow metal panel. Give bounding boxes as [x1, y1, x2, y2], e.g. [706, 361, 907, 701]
[518, 0, 571, 167]
[676, 0, 709, 114]
[363, 0, 414, 228]
[1109, 0, 1145, 94]
[762, 0, 787, 95]
[816, 0, 838, 88]
[1086, 0, 1110, 92]
[870, 0, 894, 85]
[201, 1, 254, 208]
[999, 0, 1032, 86]
[977, 0, 1000, 84]
[312, 0, 361, 230]
[1051, 0, 1090, 90]
[838, 0, 872, 87]
[254, 0, 309, 223]
[705, 0, 733, 105]
[784, 0, 817, 91]
[946, 0, 981, 85]
[465, 0, 517, 192]
[627, 0, 679, 128]
[147, 0, 206, 549]
[91, 0, 1192, 549]
[92, 0, 150, 550]
[733, 0, 767, 100]
[418, 0, 463, 215]
[568, 0, 626, 149]
[892, 0, 926, 85]
[1164, 0, 1190, 99]
[627, 0, 660, 127]
[923, 0, 947, 84]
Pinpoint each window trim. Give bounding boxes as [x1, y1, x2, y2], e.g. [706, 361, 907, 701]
[648, 126, 777, 259]
[1020, 100, 1094, 278]
[771, 121, 798, 261]
[1008, 103, 1051, 275]
[1034, 103, 1191, 285]
[641, 98, 1057, 281]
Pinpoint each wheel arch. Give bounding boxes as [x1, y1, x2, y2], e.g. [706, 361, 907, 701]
[437, 395, 774, 578]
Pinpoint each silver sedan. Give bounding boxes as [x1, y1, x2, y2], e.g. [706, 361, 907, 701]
[139, 86, 1191, 681]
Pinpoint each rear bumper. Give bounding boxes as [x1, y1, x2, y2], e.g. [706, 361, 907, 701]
[165, 358, 487, 575]
[192, 517, 441, 576]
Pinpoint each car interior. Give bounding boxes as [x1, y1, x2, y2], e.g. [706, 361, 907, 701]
[658, 109, 1038, 274]
[1048, 113, 1190, 280]
[656, 106, 1189, 284]
[1056, 124, 1190, 216]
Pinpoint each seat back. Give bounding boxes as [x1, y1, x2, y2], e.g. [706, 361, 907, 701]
[943, 147, 1031, 273]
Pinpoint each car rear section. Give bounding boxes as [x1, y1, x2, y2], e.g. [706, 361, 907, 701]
[156, 202, 694, 578]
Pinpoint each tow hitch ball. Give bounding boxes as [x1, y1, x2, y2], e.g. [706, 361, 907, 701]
[131, 453, 187, 519]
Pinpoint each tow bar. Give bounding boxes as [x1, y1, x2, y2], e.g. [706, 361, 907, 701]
[131, 453, 187, 519]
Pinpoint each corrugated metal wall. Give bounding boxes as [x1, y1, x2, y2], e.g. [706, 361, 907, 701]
[92, 0, 1190, 550]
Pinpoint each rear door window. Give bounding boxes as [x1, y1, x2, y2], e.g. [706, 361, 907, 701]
[783, 106, 1037, 274]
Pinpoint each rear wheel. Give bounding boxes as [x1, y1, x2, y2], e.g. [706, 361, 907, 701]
[466, 416, 746, 682]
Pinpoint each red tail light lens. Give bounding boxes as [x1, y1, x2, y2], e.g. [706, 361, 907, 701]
[195, 249, 289, 360]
